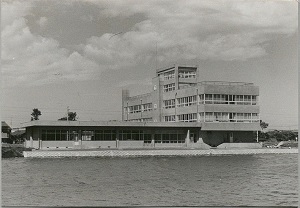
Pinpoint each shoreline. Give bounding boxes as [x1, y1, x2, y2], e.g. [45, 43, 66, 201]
[23, 148, 298, 158]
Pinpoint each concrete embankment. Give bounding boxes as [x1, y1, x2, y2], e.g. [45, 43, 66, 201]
[23, 148, 298, 158]
[2, 144, 33, 158]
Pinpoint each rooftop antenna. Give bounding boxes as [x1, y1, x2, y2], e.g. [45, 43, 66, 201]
[155, 41, 158, 70]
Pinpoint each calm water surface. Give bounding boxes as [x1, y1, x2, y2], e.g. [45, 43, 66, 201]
[2, 154, 298, 206]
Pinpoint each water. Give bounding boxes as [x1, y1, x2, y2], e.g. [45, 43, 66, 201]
[2, 154, 298, 206]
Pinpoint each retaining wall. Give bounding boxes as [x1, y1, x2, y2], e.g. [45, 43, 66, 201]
[23, 148, 298, 158]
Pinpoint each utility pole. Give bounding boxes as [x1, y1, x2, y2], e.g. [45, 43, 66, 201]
[67, 106, 70, 121]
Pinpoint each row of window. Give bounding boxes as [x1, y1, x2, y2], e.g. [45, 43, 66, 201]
[177, 95, 197, 107]
[178, 71, 196, 79]
[160, 70, 196, 80]
[41, 130, 117, 141]
[163, 70, 175, 80]
[164, 112, 259, 122]
[200, 94, 257, 105]
[126, 118, 153, 122]
[127, 103, 153, 114]
[154, 133, 186, 143]
[162, 94, 258, 107]
[177, 113, 197, 122]
[201, 112, 259, 122]
[40, 129, 187, 143]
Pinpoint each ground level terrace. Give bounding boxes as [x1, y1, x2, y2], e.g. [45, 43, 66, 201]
[22, 120, 261, 149]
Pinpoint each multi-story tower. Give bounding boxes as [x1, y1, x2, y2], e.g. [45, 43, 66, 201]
[122, 64, 260, 146]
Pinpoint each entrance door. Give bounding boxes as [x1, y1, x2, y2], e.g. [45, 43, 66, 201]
[229, 132, 234, 143]
[190, 133, 195, 143]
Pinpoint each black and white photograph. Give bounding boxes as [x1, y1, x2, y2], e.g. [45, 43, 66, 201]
[1, 0, 298, 207]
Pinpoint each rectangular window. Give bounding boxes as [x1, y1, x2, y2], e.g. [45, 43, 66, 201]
[164, 83, 176, 92]
[82, 130, 94, 141]
[131, 105, 141, 113]
[235, 95, 244, 105]
[252, 96, 257, 105]
[142, 103, 152, 111]
[199, 94, 204, 104]
[165, 115, 175, 122]
[178, 113, 197, 122]
[163, 99, 175, 109]
[205, 94, 213, 104]
[244, 95, 251, 105]
[205, 112, 214, 122]
[163, 70, 175, 80]
[178, 71, 196, 78]
[177, 95, 196, 107]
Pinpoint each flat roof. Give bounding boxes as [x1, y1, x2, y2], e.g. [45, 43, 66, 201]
[21, 120, 202, 128]
[156, 64, 198, 73]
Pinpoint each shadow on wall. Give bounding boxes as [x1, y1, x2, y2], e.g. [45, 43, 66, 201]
[201, 131, 256, 147]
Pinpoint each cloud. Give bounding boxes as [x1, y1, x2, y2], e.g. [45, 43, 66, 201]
[1, 0, 101, 87]
[1, 0, 297, 88]
[81, 0, 297, 66]
[37, 16, 48, 27]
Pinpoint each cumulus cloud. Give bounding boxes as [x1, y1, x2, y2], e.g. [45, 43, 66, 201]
[1, 0, 101, 87]
[2, 0, 297, 87]
[81, 0, 297, 66]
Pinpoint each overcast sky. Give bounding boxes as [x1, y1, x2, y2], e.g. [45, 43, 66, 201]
[1, 0, 298, 130]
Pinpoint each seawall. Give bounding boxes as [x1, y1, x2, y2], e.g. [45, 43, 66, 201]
[23, 148, 298, 158]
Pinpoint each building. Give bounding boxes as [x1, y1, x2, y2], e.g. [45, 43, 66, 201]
[22, 64, 260, 149]
[2, 121, 12, 143]
[22, 120, 214, 149]
[122, 64, 260, 146]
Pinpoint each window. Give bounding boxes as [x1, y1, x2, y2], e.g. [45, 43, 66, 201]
[244, 95, 251, 105]
[95, 130, 116, 141]
[177, 95, 197, 107]
[178, 71, 196, 78]
[165, 115, 175, 122]
[163, 99, 175, 109]
[178, 113, 197, 122]
[164, 83, 176, 92]
[142, 103, 152, 111]
[205, 112, 214, 122]
[133, 105, 141, 113]
[199, 94, 204, 104]
[202, 112, 259, 123]
[202, 94, 257, 105]
[235, 95, 244, 105]
[154, 132, 185, 143]
[205, 94, 213, 104]
[163, 70, 175, 80]
[81, 130, 94, 141]
[213, 94, 227, 104]
[252, 96, 257, 105]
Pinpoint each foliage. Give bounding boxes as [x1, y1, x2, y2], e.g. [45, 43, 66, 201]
[260, 130, 298, 142]
[260, 120, 269, 131]
[31, 108, 41, 121]
[58, 112, 77, 121]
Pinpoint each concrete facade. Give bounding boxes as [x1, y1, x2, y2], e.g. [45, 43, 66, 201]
[122, 64, 260, 146]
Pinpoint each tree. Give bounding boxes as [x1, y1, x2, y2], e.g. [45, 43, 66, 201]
[58, 112, 77, 121]
[260, 120, 269, 131]
[31, 108, 41, 121]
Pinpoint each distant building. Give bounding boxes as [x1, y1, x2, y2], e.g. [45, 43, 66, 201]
[2, 121, 12, 143]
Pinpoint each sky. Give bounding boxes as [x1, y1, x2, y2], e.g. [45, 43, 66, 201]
[1, 0, 298, 130]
